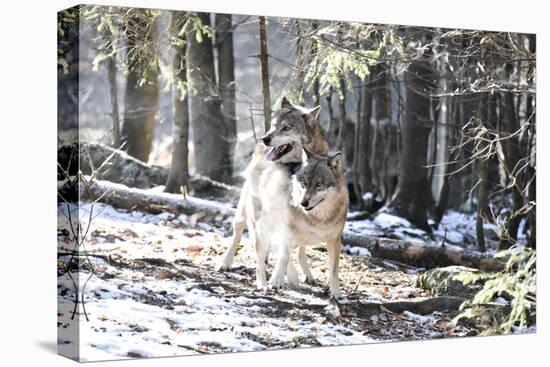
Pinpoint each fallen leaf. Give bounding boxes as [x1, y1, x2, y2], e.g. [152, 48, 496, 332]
[186, 244, 204, 253]
[156, 269, 177, 280]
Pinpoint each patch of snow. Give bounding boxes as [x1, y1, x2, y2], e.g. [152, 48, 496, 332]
[343, 245, 371, 257]
[373, 213, 412, 228]
[146, 185, 166, 193]
[362, 192, 373, 201]
[495, 297, 509, 305]
[403, 311, 433, 324]
[512, 324, 536, 334]
[59, 201, 380, 361]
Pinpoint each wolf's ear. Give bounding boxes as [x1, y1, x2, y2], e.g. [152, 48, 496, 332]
[301, 106, 321, 133]
[309, 106, 321, 120]
[329, 151, 342, 171]
[280, 96, 293, 109]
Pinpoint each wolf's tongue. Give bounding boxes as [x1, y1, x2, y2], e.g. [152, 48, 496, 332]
[266, 145, 288, 161]
[266, 147, 278, 161]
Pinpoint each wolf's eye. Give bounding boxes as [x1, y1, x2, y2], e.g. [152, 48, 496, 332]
[315, 182, 323, 189]
[282, 125, 291, 132]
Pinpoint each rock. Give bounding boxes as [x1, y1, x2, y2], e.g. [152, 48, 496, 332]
[58, 143, 240, 198]
[416, 266, 485, 299]
[58, 143, 168, 188]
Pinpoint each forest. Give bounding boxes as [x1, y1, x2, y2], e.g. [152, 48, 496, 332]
[57, 5, 536, 361]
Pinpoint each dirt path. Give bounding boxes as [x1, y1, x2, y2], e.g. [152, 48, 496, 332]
[57, 202, 473, 361]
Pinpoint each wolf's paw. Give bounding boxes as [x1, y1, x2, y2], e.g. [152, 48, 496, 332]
[216, 263, 230, 272]
[287, 272, 300, 289]
[216, 255, 234, 272]
[269, 272, 286, 289]
[256, 279, 268, 290]
[329, 286, 342, 299]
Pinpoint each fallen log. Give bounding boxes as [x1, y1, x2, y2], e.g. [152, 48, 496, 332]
[343, 233, 505, 272]
[342, 296, 466, 317]
[58, 178, 236, 222]
[60, 178, 504, 271]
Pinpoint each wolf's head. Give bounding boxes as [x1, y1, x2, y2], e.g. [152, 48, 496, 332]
[260, 96, 324, 164]
[294, 151, 345, 212]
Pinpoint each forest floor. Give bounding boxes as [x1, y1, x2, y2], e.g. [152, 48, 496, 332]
[57, 201, 479, 362]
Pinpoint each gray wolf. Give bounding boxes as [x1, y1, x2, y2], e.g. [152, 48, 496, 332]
[270, 150, 348, 297]
[217, 97, 328, 290]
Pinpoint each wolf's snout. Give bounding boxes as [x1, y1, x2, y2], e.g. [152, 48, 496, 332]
[300, 199, 309, 208]
[261, 135, 271, 145]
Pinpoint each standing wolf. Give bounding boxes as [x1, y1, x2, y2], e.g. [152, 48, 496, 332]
[279, 151, 349, 297]
[217, 97, 328, 289]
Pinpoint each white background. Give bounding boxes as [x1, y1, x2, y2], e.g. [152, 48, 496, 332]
[0, 0, 547, 366]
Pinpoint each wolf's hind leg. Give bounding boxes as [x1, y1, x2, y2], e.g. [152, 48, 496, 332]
[298, 246, 315, 284]
[217, 185, 248, 271]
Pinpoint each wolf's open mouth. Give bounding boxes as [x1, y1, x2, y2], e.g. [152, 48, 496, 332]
[266, 143, 292, 161]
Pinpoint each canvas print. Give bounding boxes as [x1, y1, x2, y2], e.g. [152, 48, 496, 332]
[57, 4, 537, 362]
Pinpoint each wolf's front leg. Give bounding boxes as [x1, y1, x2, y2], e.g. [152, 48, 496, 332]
[326, 238, 342, 298]
[217, 229, 243, 271]
[255, 235, 269, 289]
[286, 250, 300, 289]
[270, 242, 290, 289]
[298, 246, 315, 284]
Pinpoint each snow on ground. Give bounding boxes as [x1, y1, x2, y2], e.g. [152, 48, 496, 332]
[346, 209, 503, 251]
[58, 202, 474, 362]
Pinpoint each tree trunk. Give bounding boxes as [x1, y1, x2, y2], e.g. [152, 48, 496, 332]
[475, 154, 488, 253]
[475, 91, 489, 252]
[527, 155, 536, 249]
[165, 12, 190, 194]
[187, 12, 231, 182]
[215, 13, 236, 178]
[526, 34, 536, 250]
[498, 64, 523, 250]
[326, 87, 334, 140]
[335, 78, 347, 151]
[294, 20, 305, 100]
[434, 95, 457, 225]
[258, 16, 271, 133]
[451, 94, 477, 211]
[351, 85, 364, 208]
[122, 11, 159, 162]
[390, 47, 435, 231]
[371, 64, 392, 202]
[358, 81, 373, 195]
[310, 21, 320, 105]
[447, 95, 465, 210]
[106, 55, 121, 148]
